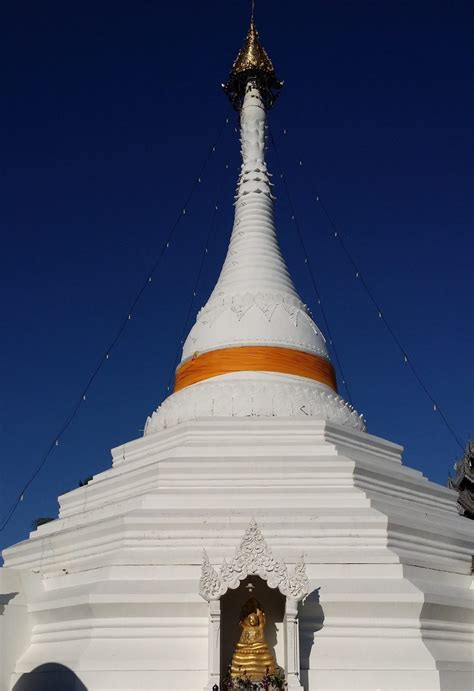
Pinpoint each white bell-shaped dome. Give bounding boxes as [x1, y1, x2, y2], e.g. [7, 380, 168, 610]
[145, 81, 365, 435]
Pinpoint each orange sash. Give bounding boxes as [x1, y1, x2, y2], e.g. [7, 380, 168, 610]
[174, 345, 337, 392]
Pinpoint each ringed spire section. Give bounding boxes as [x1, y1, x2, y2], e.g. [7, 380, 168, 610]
[145, 16, 365, 435]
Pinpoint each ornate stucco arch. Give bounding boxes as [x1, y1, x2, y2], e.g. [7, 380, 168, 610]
[200, 520, 307, 690]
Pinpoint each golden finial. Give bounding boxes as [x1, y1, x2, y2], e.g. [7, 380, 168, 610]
[231, 11, 275, 76]
[223, 1, 282, 111]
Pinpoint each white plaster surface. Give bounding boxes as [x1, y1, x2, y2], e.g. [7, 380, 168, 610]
[182, 85, 327, 363]
[145, 84, 365, 434]
[145, 373, 366, 434]
[1, 419, 473, 690]
[1, 62, 472, 691]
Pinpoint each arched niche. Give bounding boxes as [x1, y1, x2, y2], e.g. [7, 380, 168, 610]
[220, 575, 286, 681]
[200, 520, 307, 690]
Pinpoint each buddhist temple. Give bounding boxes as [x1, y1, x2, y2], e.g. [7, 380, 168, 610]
[449, 441, 474, 520]
[1, 10, 473, 691]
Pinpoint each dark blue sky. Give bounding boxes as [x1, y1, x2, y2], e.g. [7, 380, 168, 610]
[1, 1, 472, 553]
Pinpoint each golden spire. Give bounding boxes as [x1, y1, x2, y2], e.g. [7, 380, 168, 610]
[223, 2, 282, 111]
[231, 17, 275, 76]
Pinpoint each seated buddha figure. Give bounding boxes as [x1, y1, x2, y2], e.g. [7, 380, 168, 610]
[230, 597, 276, 680]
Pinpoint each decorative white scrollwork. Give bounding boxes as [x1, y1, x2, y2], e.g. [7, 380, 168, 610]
[199, 520, 309, 602]
[193, 292, 309, 329]
[199, 550, 223, 600]
[285, 553, 310, 600]
[144, 377, 366, 435]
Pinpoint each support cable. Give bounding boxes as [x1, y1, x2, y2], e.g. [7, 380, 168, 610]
[0, 112, 231, 533]
[275, 126, 464, 450]
[269, 132, 354, 405]
[164, 161, 233, 397]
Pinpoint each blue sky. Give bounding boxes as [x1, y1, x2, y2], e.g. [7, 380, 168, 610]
[1, 0, 472, 553]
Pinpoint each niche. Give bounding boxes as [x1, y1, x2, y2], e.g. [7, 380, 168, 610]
[220, 575, 285, 680]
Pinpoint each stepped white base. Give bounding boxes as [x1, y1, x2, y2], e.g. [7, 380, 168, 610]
[1, 419, 473, 691]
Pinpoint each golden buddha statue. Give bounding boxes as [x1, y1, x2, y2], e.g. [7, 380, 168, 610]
[230, 597, 276, 680]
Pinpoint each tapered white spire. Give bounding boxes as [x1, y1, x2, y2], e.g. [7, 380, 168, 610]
[181, 84, 328, 363]
[145, 17, 365, 435]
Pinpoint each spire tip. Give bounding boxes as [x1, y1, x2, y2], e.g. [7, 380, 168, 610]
[223, 3, 282, 111]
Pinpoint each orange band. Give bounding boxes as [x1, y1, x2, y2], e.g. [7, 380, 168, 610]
[174, 345, 337, 392]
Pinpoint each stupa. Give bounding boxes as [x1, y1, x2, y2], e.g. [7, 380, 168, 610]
[1, 12, 473, 691]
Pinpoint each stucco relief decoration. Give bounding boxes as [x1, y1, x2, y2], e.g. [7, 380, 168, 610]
[286, 554, 310, 600]
[199, 520, 309, 602]
[144, 379, 367, 435]
[200, 550, 224, 600]
[194, 292, 312, 330]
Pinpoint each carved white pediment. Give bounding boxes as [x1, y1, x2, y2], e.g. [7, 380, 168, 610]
[199, 520, 309, 602]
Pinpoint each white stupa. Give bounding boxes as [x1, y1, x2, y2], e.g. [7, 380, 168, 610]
[145, 46, 363, 435]
[1, 15, 472, 691]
